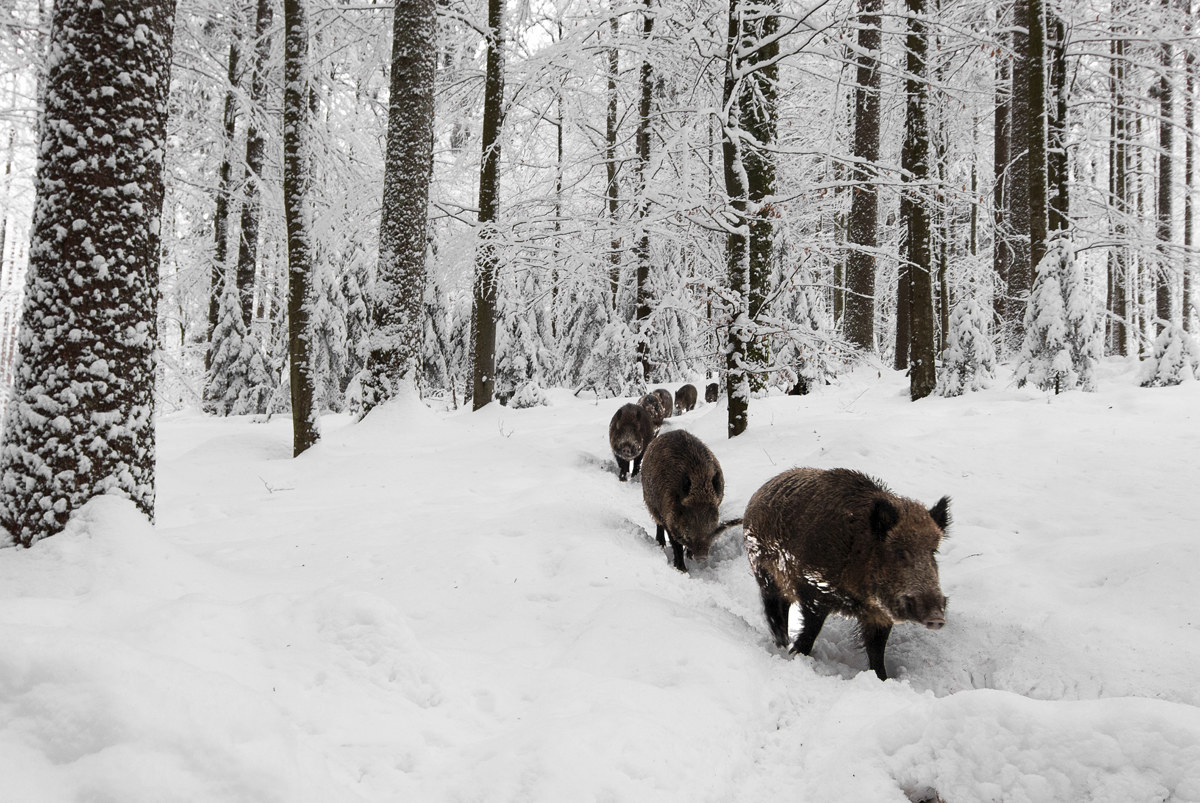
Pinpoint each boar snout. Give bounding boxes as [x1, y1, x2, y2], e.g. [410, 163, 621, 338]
[901, 594, 947, 629]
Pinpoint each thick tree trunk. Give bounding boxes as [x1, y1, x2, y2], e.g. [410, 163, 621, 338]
[742, 0, 779, 392]
[0, 0, 175, 546]
[235, 0, 274, 331]
[470, 0, 505, 410]
[283, 0, 320, 455]
[1186, 24, 1195, 330]
[207, 35, 241, 374]
[360, 0, 437, 415]
[903, 0, 936, 400]
[844, 0, 883, 353]
[1003, 0, 1032, 348]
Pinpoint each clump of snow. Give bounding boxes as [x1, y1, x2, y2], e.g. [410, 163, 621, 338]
[2, 360, 1200, 800]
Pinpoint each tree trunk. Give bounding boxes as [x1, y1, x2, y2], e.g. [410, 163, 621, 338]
[903, 0, 936, 400]
[1004, 0, 1032, 348]
[235, 0, 274, 331]
[843, 0, 883, 353]
[283, 0, 320, 455]
[723, 0, 750, 437]
[634, 0, 654, 381]
[208, 33, 241, 374]
[742, 0, 779, 392]
[1047, 13, 1068, 233]
[0, 0, 175, 546]
[605, 10, 621, 310]
[1186, 16, 1195, 330]
[470, 0, 505, 410]
[994, 41, 1011, 334]
[360, 0, 437, 415]
[1109, 26, 1129, 355]
[1026, 0, 1048, 274]
[1156, 6, 1173, 329]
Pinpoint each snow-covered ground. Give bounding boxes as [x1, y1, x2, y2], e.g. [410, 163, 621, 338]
[3, 360, 1199, 802]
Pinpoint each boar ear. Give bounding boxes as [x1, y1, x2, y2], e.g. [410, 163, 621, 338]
[869, 498, 899, 540]
[929, 496, 951, 531]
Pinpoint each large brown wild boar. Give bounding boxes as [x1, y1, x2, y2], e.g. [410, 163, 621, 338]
[640, 430, 725, 571]
[652, 388, 674, 419]
[608, 403, 655, 481]
[742, 468, 950, 680]
[705, 382, 719, 403]
[639, 393, 666, 434]
[674, 384, 698, 415]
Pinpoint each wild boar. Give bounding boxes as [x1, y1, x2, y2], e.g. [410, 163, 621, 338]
[608, 403, 655, 481]
[705, 382, 719, 403]
[652, 388, 674, 419]
[674, 384, 698, 415]
[639, 393, 666, 434]
[742, 467, 950, 680]
[640, 430, 725, 571]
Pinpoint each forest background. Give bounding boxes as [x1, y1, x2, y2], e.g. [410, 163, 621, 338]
[0, 0, 1197, 544]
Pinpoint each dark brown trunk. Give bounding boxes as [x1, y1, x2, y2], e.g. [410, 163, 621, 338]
[903, 0, 935, 400]
[235, 0, 273, 330]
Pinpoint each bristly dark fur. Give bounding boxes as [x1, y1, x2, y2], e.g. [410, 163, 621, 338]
[640, 429, 724, 572]
[674, 384, 698, 415]
[608, 403, 655, 482]
[742, 467, 950, 680]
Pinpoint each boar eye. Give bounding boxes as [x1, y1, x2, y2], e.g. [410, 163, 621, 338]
[894, 548, 910, 562]
[682, 475, 691, 495]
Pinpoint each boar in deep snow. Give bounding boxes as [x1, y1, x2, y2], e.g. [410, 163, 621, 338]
[640, 429, 725, 572]
[608, 403, 655, 481]
[742, 467, 950, 680]
[674, 384, 698, 415]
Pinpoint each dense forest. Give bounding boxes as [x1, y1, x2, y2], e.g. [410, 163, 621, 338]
[0, 0, 1197, 545]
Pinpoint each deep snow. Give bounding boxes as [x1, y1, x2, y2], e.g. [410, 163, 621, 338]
[2, 360, 1199, 802]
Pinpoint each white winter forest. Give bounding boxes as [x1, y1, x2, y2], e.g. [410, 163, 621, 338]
[1, 0, 1199, 799]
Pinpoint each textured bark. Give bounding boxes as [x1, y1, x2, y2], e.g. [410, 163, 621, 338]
[902, 0, 936, 400]
[1026, 0, 1048, 273]
[207, 34, 241, 373]
[1003, 0, 1032, 347]
[283, 0, 319, 455]
[235, 0, 273, 330]
[1047, 13, 1068, 234]
[993, 40, 1011, 329]
[360, 0, 437, 415]
[1156, 7, 1173, 329]
[844, 0, 883, 352]
[0, 0, 175, 545]
[470, 0, 504, 410]
[1108, 28, 1129, 354]
[741, 0, 779, 392]
[605, 11, 621, 309]
[634, 0, 654, 380]
[722, 0, 750, 437]
[1186, 25, 1195, 331]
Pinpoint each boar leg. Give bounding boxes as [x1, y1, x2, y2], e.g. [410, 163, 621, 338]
[632, 455, 643, 478]
[666, 532, 687, 572]
[655, 523, 666, 546]
[792, 597, 829, 656]
[754, 572, 791, 649]
[616, 457, 630, 481]
[862, 622, 893, 680]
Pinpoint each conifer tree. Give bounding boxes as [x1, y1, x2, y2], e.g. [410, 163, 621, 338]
[1015, 234, 1097, 393]
[938, 277, 996, 396]
[1140, 324, 1200, 386]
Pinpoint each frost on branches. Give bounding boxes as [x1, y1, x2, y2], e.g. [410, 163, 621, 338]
[1140, 323, 1200, 387]
[938, 278, 996, 397]
[204, 274, 272, 416]
[1014, 234, 1098, 394]
[0, 0, 176, 546]
[769, 268, 843, 394]
[495, 272, 557, 408]
[580, 318, 645, 399]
